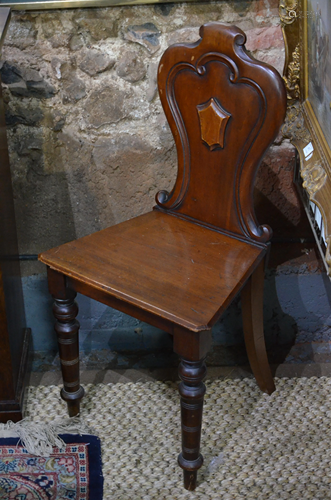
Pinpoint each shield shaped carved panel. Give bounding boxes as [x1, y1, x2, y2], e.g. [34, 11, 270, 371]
[197, 98, 231, 151]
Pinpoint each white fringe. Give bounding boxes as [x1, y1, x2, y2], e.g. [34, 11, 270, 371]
[0, 417, 92, 456]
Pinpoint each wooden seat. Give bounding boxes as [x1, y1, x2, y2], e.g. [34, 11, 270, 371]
[39, 22, 287, 491]
[41, 211, 266, 332]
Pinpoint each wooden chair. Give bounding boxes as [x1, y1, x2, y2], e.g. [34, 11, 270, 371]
[39, 23, 287, 490]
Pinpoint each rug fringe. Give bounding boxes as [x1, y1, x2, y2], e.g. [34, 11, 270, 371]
[0, 417, 92, 456]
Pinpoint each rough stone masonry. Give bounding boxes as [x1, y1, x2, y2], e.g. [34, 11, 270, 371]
[1, 0, 330, 367]
[1, 0, 299, 255]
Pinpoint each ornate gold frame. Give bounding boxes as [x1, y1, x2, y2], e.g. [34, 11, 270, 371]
[0, 0, 196, 10]
[281, 0, 331, 275]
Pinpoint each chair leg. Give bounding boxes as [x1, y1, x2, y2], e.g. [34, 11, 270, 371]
[178, 358, 206, 491]
[241, 258, 275, 395]
[53, 291, 84, 416]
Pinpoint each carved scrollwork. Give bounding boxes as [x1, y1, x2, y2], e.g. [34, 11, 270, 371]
[279, 0, 299, 25]
[301, 160, 327, 196]
[155, 189, 169, 205]
[282, 101, 311, 143]
[283, 43, 301, 100]
[280, 0, 301, 101]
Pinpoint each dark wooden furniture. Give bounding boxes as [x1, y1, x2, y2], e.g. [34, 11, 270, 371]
[39, 23, 287, 490]
[0, 7, 31, 423]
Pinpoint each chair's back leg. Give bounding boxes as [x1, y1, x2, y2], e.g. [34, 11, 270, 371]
[241, 258, 275, 395]
[48, 267, 84, 416]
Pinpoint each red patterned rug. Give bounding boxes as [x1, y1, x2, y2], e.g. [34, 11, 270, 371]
[0, 434, 103, 499]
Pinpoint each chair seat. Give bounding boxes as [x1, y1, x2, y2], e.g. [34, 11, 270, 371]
[39, 211, 266, 332]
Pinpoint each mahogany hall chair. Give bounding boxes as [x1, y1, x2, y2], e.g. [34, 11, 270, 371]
[39, 23, 287, 490]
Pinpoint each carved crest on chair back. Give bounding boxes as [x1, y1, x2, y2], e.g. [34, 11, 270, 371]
[156, 23, 287, 243]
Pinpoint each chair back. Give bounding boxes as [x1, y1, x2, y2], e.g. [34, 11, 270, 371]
[156, 23, 287, 243]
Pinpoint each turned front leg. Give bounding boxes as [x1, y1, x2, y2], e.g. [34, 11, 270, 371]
[178, 358, 207, 491]
[53, 292, 84, 416]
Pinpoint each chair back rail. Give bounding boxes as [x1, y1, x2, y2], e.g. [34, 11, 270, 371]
[156, 23, 287, 243]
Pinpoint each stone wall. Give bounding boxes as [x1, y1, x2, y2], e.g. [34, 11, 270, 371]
[1, 0, 330, 368]
[1, 0, 301, 255]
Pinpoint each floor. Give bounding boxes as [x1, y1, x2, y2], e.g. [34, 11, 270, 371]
[28, 362, 331, 387]
[25, 370, 331, 499]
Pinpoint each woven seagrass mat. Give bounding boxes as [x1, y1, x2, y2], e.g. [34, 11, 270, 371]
[25, 377, 331, 500]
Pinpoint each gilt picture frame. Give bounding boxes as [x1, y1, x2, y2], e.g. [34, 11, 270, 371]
[0, 0, 193, 11]
[302, 0, 331, 174]
[281, 0, 331, 275]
